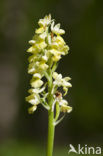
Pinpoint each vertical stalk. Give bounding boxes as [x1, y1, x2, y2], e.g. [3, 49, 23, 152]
[46, 69, 55, 156]
[47, 109, 55, 156]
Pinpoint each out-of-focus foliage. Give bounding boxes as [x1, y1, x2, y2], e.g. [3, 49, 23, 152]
[0, 0, 103, 147]
[0, 140, 101, 156]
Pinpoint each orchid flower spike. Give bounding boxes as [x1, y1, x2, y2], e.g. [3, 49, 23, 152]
[26, 14, 72, 117]
[25, 14, 72, 156]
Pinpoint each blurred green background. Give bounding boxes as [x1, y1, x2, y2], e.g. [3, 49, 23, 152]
[0, 0, 103, 155]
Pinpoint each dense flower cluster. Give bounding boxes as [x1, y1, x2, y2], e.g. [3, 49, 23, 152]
[26, 14, 72, 115]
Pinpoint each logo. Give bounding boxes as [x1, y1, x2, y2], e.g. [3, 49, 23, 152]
[68, 144, 102, 155]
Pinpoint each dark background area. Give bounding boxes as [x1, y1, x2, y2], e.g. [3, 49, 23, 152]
[0, 0, 103, 155]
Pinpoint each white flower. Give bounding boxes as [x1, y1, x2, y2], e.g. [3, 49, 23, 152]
[35, 27, 44, 34]
[53, 72, 72, 87]
[49, 49, 61, 61]
[51, 36, 65, 48]
[42, 55, 48, 61]
[29, 98, 39, 105]
[61, 104, 72, 113]
[28, 86, 45, 94]
[55, 95, 72, 113]
[35, 61, 48, 70]
[51, 21, 65, 35]
[39, 32, 47, 40]
[30, 79, 43, 88]
[26, 93, 40, 105]
[29, 40, 35, 45]
[36, 41, 47, 50]
[38, 14, 51, 27]
[27, 46, 35, 53]
[28, 67, 35, 74]
[53, 72, 62, 85]
[33, 73, 42, 79]
[52, 54, 61, 62]
[53, 72, 72, 95]
[59, 99, 68, 106]
[28, 62, 36, 74]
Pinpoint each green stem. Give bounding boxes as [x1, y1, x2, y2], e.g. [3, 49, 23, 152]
[47, 109, 55, 156]
[46, 69, 55, 156]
